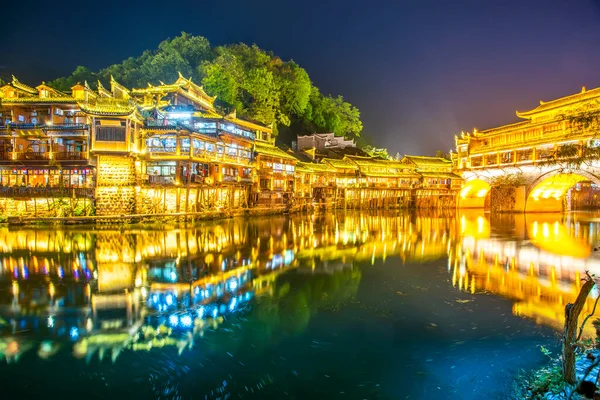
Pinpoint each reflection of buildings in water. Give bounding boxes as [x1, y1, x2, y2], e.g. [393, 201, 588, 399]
[0, 211, 459, 361]
[454, 212, 600, 337]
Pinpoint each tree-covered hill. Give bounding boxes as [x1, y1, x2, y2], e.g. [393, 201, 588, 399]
[49, 32, 363, 142]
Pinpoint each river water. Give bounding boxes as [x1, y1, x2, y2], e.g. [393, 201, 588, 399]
[0, 211, 599, 399]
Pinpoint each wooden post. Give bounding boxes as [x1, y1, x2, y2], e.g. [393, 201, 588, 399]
[562, 272, 595, 384]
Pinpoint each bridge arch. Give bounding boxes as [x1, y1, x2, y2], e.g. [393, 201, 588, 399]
[525, 169, 600, 212]
[458, 178, 491, 209]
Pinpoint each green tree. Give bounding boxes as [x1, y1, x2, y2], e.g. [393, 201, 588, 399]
[48, 33, 364, 142]
[362, 145, 390, 159]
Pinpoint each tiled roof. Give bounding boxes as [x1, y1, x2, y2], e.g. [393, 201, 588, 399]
[516, 86, 600, 118]
[2, 97, 77, 104]
[254, 141, 297, 161]
[296, 161, 336, 173]
[402, 155, 452, 167]
[322, 158, 358, 170]
[80, 100, 135, 116]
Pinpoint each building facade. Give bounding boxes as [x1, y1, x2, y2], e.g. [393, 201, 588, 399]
[0, 75, 463, 221]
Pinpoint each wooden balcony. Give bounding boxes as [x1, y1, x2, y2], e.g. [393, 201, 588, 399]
[0, 152, 87, 162]
[0, 187, 94, 198]
[54, 151, 87, 161]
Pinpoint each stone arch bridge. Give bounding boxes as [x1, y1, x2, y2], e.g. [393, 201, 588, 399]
[457, 164, 600, 212]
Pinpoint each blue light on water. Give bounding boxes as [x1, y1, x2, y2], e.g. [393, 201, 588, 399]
[166, 294, 174, 306]
[47, 316, 54, 328]
[212, 308, 218, 318]
[228, 279, 238, 292]
[198, 306, 205, 318]
[169, 315, 179, 327]
[180, 315, 192, 327]
[69, 327, 79, 340]
[229, 297, 237, 311]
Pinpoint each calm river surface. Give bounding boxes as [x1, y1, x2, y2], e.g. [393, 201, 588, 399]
[1, 211, 599, 399]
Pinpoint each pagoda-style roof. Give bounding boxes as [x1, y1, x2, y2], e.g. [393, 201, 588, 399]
[36, 83, 70, 98]
[97, 80, 112, 98]
[10, 76, 37, 95]
[131, 72, 216, 111]
[0, 76, 38, 99]
[254, 141, 297, 161]
[516, 86, 600, 119]
[79, 99, 136, 116]
[110, 76, 130, 99]
[2, 79, 76, 104]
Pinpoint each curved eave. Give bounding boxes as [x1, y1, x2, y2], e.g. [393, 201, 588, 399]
[515, 88, 600, 119]
[80, 108, 134, 117]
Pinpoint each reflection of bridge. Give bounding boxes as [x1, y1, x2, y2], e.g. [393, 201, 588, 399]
[455, 211, 600, 336]
[454, 86, 600, 212]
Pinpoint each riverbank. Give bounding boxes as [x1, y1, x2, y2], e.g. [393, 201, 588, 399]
[2, 204, 311, 226]
[518, 349, 600, 399]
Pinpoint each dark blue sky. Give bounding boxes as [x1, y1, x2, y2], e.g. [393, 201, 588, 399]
[2, 0, 600, 155]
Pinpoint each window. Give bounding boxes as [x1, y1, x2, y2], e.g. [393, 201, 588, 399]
[470, 156, 482, 167]
[486, 153, 497, 165]
[500, 152, 513, 163]
[96, 126, 126, 142]
[516, 149, 533, 162]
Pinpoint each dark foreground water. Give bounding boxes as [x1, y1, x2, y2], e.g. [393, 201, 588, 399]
[1, 211, 599, 399]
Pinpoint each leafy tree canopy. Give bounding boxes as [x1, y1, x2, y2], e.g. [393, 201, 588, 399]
[49, 33, 363, 141]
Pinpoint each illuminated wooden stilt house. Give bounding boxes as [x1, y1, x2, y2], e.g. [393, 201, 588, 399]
[252, 140, 297, 208]
[400, 155, 463, 209]
[341, 156, 419, 208]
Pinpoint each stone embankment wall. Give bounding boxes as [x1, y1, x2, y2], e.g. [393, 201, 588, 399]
[94, 155, 137, 216]
[489, 186, 526, 213]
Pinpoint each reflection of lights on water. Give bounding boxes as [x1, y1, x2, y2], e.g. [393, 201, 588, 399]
[212, 308, 218, 318]
[169, 271, 177, 282]
[141, 287, 147, 298]
[169, 315, 179, 327]
[180, 315, 192, 327]
[69, 327, 79, 340]
[228, 279, 238, 292]
[229, 297, 237, 311]
[198, 306, 205, 318]
[47, 316, 54, 328]
[166, 294, 174, 306]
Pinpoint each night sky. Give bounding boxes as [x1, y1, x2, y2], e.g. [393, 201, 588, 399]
[2, 0, 600, 155]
